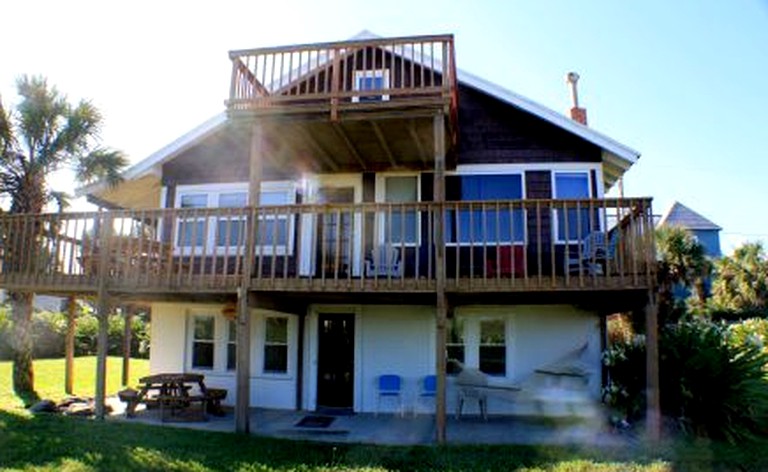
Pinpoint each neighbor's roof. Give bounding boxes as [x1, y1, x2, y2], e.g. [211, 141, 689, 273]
[79, 31, 640, 198]
[658, 201, 722, 231]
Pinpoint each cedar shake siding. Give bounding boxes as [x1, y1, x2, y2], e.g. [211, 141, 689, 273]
[456, 85, 602, 165]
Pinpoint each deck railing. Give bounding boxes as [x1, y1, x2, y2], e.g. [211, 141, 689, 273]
[0, 198, 654, 294]
[227, 34, 457, 119]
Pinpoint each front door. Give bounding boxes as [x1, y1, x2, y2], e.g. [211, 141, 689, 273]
[316, 313, 355, 410]
[315, 187, 355, 278]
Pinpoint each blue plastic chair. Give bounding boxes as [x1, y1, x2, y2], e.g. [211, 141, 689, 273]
[376, 374, 403, 416]
[414, 374, 437, 415]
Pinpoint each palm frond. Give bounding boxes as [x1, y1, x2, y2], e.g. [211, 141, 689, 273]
[75, 148, 128, 187]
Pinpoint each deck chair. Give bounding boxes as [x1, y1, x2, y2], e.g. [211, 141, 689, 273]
[365, 245, 402, 278]
[567, 231, 616, 276]
[376, 374, 403, 416]
[413, 374, 437, 416]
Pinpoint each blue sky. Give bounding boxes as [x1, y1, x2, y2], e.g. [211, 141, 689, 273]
[3, 0, 767, 253]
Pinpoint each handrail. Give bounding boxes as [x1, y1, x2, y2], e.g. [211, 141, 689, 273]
[0, 198, 654, 294]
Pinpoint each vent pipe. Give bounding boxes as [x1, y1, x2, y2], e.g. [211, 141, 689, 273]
[566, 72, 588, 125]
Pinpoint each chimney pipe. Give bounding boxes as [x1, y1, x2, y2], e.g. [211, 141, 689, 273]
[566, 72, 588, 125]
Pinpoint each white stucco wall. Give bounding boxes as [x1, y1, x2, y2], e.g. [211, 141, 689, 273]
[149, 302, 298, 409]
[152, 301, 600, 415]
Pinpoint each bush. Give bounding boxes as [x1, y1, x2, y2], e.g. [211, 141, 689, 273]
[604, 320, 768, 442]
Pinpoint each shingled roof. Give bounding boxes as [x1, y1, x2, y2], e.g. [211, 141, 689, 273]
[658, 201, 721, 231]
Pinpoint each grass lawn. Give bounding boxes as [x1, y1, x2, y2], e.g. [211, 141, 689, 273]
[0, 358, 766, 471]
[0, 356, 149, 410]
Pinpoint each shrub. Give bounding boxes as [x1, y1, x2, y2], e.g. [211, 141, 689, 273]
[604, 320, 768, 442]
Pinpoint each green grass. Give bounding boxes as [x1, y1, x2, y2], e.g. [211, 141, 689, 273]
[0, 356, 149, 409]
[0, 357, 765, 471]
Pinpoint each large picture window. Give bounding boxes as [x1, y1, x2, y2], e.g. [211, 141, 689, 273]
[191, 315, 215, 369]
[553, 172, 596, 242]
[263, 316, 288, 374]
[446, 174, 525, 244]
[174, 182, 296, 255]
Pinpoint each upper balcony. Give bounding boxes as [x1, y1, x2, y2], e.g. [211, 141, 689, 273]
[0, 198, 655, 301]
[226, 35, 458, 126]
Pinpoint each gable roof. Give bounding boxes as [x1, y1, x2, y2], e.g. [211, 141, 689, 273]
[79, 32, 640, 200]
[658, 201, 722, 231]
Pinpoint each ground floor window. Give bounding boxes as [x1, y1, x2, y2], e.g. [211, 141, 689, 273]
[264, 316, 288, 374]
[446, 317, 465, 375]
[227, 320, 237, 371]
[479, 319, 506, 376]
[191, 315, 215, 369]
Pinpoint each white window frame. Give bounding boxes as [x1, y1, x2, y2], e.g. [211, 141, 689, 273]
[478, 318, 507, 377]
[374, 172, 421, 247]
[551, 170, 598, 244]
[262, 315, 290, 376]
[352, 69, 390, 103]
[444, 170, 527, 247]
[226, 319, 237, 371]
[173, 181, 297, 256]
[188, 314, 216, 371]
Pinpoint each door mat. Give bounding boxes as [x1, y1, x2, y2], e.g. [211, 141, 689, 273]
[295, 415, 335, 428]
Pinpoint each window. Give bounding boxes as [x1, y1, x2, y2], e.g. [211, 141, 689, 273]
[446, 317, 465, 375]
[446, 174, 525, 244]
[263, 317, 288, 374]
[353, 69, 389, 102]
[553, 172, 595, 242]
[174, 182, 296, 255]
[381, 175, 419, 245]
[227, 320, 237, 371]
[191, 315, 215, 369]
[479, 320, 506, 376]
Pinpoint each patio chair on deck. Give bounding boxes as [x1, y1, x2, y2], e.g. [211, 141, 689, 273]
[567, 231, 617, 276]
[413, 374, 437, 415]
[376, 374, 403, 416]
[365, 245, 402, 278]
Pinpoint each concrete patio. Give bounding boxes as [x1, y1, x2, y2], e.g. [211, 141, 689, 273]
[106, 397, 632, 447]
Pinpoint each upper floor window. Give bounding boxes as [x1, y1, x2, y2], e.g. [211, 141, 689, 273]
[553, 171, 597, 242]
[379, 174, 419, 245]
[446, 174, 525, 244]
[353, 69, 390, 102]
[174, 182, 296, 255]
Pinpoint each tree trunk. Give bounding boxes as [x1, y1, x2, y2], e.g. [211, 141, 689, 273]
[9, 291, 35, 395]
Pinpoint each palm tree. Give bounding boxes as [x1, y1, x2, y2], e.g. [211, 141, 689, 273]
[711, 242, 768, 318]
[655, 226, 711, 324]
[0, 75, 127, 395]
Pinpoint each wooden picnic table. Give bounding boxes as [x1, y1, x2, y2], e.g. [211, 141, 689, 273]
[122, 373, 226, 421]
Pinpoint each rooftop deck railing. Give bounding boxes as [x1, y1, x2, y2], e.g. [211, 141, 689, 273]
[0, 198, 654, 295]
[227, 34, 458, 120]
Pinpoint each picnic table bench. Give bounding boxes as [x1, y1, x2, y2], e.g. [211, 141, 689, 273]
[119, 373, 227, 422]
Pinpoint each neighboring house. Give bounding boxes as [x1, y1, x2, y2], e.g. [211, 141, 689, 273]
[658, 201, 722, 258]
[0, 33, 656, 436]
[0, 290, 64, 312]
[658, 201, 722, 300]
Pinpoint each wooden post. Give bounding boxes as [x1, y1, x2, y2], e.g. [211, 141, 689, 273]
[64, 295, 76, 395]
[94, 212, 113, 420]
[433, 112, 448, 443]
[122, 306, 133, 387]
[235, 121, 263, 434]
[645, 292, 661, 441]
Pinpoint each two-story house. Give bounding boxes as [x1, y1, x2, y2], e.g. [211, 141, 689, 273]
[0, 34, 657, 441]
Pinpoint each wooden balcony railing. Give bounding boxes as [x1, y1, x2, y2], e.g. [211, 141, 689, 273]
[0, 198, 654, 295]
[227, 34, 458, 120]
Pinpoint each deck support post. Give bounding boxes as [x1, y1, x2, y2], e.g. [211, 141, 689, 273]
[94, 212, 113, 420]
[122, 306, 133, 386]
[433, 112, 448, 444]
[65, 295, 77, 395]
[235, 121, 264, 434]
[645, 291, 661, 441]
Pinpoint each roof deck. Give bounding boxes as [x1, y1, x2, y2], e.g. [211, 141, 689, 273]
[226, 35, 458, 124]
[0, 198, 654, 302]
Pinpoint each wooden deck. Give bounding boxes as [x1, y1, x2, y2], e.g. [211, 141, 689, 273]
[0, 198, 654, 299]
